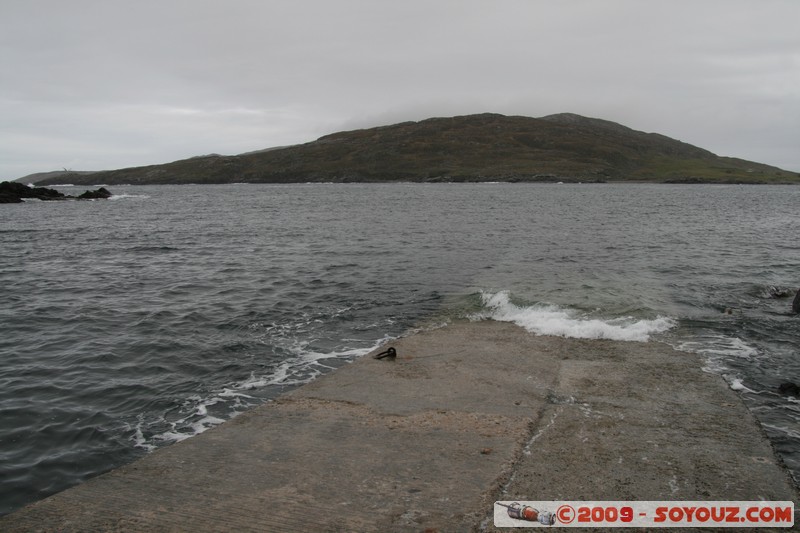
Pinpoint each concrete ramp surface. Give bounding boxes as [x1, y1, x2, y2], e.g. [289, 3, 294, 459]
[1, 321, 796, 532]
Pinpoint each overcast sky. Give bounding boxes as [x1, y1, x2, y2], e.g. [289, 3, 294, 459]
[2, 0, 798, 180]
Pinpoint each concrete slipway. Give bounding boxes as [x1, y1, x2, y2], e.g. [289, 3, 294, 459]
[1, 320, 797, 532]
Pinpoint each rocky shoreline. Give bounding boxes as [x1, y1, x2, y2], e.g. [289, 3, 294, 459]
[0, 181, 112, 203]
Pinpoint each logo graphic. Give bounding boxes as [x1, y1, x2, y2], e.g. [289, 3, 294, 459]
[495, 502, 556, 525]
[493, 501, 794, 528]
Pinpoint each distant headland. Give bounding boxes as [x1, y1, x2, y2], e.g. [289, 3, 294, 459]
[25, 113, 800, 186]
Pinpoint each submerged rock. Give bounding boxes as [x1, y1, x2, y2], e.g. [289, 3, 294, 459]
[778, 382, 799, 397]
[764, 285, 794, 299]
[793, 289, 800, 314]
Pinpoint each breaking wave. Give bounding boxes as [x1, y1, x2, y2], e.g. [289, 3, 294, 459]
[473, 290, 675, 342]
[110, 193, 150, 200]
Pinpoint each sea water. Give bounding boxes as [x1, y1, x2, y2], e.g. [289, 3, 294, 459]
[1, 182, 798, 515]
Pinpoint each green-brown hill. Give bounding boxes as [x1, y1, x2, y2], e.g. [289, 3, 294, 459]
[36, 113, 798, 185]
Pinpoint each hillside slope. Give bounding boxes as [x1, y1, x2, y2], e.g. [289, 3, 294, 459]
[35, 113, 797, 185]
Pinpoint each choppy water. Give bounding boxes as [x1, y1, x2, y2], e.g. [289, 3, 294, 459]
[1, 183, 798, 515]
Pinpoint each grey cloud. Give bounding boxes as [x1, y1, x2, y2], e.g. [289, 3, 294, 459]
[2, 0, 799, 179]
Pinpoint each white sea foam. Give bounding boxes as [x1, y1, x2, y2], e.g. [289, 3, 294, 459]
[676, 337, 758, 358]
[132, 416, 156, 452]
[762, 423, 800, 441]
[134, 339, 390, 450]
[674, 335, 759, 375]
[476, 290, 675, 342]
[729, 378, 746, 391]
[728, 378, 757, 394]
[110, 193, 150, 200]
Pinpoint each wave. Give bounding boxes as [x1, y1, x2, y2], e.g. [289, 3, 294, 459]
[473, 290, 675, 342]
[675, 336, 758, 359]
[673, 334, 758, 375]
[110, 194, 150, 200]
[131, 339, 389, 450]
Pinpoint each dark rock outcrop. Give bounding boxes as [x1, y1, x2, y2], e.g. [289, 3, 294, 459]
[0, 181, 112, 203]
[0, 181, 66, 202]
[793, 289, 800, 314]
[32, 186, 67, 200]
[0, 191, 24, 203]
[778, 382, 800, 397]
[77, 187, 112, 200]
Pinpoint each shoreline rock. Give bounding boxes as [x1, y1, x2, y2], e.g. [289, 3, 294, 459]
[77, 187, 112, 200]
[0, 182, 112, 203]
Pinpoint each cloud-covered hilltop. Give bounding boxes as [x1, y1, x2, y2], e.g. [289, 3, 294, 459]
[34, 113, 798, 186]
